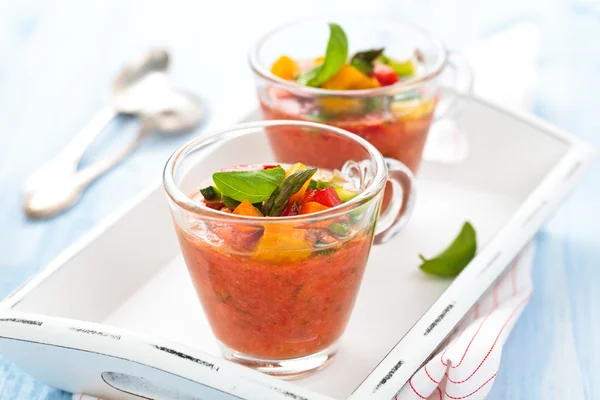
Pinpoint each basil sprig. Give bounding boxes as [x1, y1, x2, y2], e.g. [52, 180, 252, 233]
[297, 23, 348, 87]
[419, 222, 477, 278]
[212, 166, 285, 203]
[263, 167, 317, 216]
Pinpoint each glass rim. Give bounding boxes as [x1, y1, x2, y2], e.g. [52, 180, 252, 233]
[163, 120, 389, 223]
[248, 16, 448, 97]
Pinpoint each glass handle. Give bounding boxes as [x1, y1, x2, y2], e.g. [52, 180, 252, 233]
[433, 51, 474, 122]
[373, 158, 416, 245]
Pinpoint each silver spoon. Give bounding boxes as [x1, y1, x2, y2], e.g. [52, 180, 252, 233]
[23, 89, 206, 219]
[23, 48, 171, 197]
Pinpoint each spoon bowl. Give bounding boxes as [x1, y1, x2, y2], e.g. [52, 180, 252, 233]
[111, 49, 171, 114]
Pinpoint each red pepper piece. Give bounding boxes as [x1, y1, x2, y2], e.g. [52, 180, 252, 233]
[282, 201, 300, 216]
[310, 187, 341, 208]
[373, 64, 399, 86]
[302, 189, 316, 204]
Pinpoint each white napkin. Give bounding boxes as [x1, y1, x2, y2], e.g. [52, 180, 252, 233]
[395, 22, 541, 400]
[395, 244, 534, 400]
[74, 22, 541, 400]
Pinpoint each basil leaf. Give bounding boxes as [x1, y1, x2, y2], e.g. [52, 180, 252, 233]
[212, 166, 285, 203]
[350, 48, 384, 75]
[419, 222, 477, 278]
[296, 65, 321, 86]
[303, 23, 348, 87]
[377, 54, 415, 77]
[263, 167, 317, 216]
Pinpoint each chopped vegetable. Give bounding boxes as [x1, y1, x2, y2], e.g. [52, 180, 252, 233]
[200, 186, 220, 201]
[317, 97, 364, 116]
[299, 201, 330, 215]
[373, 63, 399, 86]
[334, 186, 359, 202]
[287, 163, 312, 204]
[310, 187, 342, 207]
[263, 167, 317, 216]
[252, 225, 311, 263]
[377, 54, 415, 78]
[328, 222, 349, 237]
[350, 48, 384, 75]
[233, 200, 263, 217]
[271, 55, 298, 80]
[419, 222, 477, 278]
[390, 98, 436, 120]
[222, 197, 241, 210]
[282, 201, 300, 216]
[321, 64, 380, 90]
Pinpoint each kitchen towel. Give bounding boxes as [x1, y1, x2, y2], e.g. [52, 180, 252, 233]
[73, 22, 542, 400]
[395, 244, 534, 400]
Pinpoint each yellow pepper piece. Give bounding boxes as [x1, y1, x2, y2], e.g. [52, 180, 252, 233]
[271, 55, 298, 80]
[390, 99, 436, 120]
[322, 64, 381, 90]
[317, 97, 364, 115]
[286, 163, 311, 203]
[232, 199, 263, 217]
[318, 64, 380, 115]
[252, 225, 311, 264]
[314, 56, 325, 64]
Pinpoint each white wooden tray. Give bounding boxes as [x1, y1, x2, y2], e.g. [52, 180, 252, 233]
[0, 96, 594, 400]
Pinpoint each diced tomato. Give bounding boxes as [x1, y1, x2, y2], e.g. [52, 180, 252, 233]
[311, 187, 341, 207]
[373, 64, 399, 86]
[302, 189, 316, 204]
[263, 165, 278, 170]
[212, 224, 264, 252]
[282, 202, 300, 216]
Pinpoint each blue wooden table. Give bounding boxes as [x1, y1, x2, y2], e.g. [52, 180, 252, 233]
[1, 1, 598, 399]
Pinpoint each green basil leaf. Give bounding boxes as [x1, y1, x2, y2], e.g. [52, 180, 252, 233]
[419, 222, 477, 278]
[303, 23, 348, 87]
[377, 54, 415, 77]
[296, 65, 321, 86]
[350, 48, 384, 75]
[212, 166, 285, 203]
[263, 167, 317, 216]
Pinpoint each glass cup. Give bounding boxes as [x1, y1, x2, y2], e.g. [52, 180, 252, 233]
[163, 121, 416, 378]
[249, 17, 473, 175]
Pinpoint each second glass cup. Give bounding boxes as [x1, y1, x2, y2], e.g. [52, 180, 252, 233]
[249, 17, 472, 174]
[163, 121, 415, 378]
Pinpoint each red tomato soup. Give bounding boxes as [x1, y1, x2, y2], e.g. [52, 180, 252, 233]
[261, 99, 435, 174]
[176, 225, 374, 359]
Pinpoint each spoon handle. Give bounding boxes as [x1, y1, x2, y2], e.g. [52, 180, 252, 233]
[60, 106, 118, 164]
[74, 122, 153, 187]
[23, 106, 118, 194]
